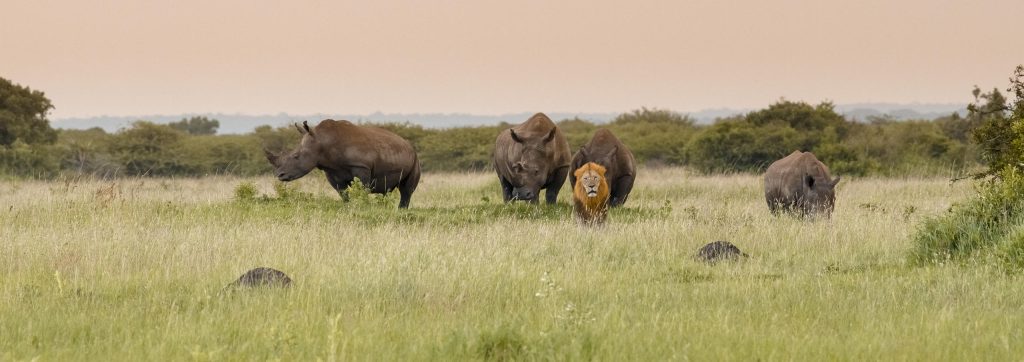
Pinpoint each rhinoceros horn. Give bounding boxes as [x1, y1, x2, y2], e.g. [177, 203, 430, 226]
[263, 147, 279, 166]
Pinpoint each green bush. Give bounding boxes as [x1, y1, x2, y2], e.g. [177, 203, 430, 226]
[969, 65, 1024, 178]
[253, 125, 300, 154]
[342, 178, 398, 207]
[417, 126, 503, 172]
[558, 117, 599, 150]
[108, 122, 189, 176]
[0, 141, 59, 178]
[840, 120, 974, 176]
[55, 128, 121, 177]
[606, 108, 695, 165]
[233, 181, 259, 201]
[684, 101, 870, 174]
[179, 135, 268, 176]
[686, 118, 799, 173]
[910, 167, 1024, 264]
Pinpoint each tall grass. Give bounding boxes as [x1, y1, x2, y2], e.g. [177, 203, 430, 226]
[911, 167, 1024, 267]
[2, 169, 1022, 360]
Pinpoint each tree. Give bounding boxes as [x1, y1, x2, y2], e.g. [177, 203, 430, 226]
[169, 116, 219, 135]
[108, 121, 186, 176]
[686, 117, 800, 173]
[0, 77, 57, 146]
[611, 107, 695, 126]
[969, 65, 1024, 178]
[685, 101, 865, 173]
[607, 108, 696, 165]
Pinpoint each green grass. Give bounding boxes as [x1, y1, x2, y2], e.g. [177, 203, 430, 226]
[2, 169, 1022, 360]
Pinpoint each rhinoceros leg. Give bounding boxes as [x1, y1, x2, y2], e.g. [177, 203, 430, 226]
[499, 177, 514, 203]
[324, 170, 354, 193]
[544, 166, 569, 205]
[397, 164, 420, 209]
[609, 174, 635, 207]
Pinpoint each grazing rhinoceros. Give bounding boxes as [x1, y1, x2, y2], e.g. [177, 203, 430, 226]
[493, 112, 571, 204]
[569, 128, 637, 207]
[264, 119, 421, 208]
[764, 150, 840, 217]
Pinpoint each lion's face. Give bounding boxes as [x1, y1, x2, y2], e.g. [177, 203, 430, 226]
[579, 169, 602, 198]
[573, 162, 608, 200]
[573, 162, 610, 225]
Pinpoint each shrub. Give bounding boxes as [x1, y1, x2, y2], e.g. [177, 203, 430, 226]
[108, 122, 189, 176]
[969, 65, 1024, 178]
[686, 118, 798, 173]
[0, 141, 59, 178]
[55, 128, 121, 177]
[417, 126, 503, 172]
[233, 181, 259, 201]
[910, 167, 1024, 264]
[607, 108, 695, 165]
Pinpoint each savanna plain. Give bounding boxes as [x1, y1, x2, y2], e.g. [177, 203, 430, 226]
[2, 168, 1022, 360]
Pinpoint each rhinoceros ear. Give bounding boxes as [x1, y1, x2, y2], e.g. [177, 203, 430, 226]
[831, 176, 841, 187]
[303, 121, 314, 137]
[510, 129, 523, 143]
[294, 123, 306, 135]
[804, 174, 815, 188]
[543, 128, 557, 143]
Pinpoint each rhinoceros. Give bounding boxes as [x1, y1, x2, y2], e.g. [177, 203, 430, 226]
[569, 128, 636, 207]
[493, 113, 571, 203]
[264, 120, 421, 208]
[764, 150, 840, 217]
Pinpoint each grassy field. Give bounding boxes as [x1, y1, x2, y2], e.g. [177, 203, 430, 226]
[2, 168, 1022, 360]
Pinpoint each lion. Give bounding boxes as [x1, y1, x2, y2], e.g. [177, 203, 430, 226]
[573, 162, 610, 225]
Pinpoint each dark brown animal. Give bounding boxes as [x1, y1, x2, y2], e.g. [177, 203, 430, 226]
[695, 241, 749, 264]
[264, 120, 421, 208]
[493, 113, 571, 204]
[764, 151, 840, 217]
[569, 128, 636, 207]
[226, 267, 292, 289]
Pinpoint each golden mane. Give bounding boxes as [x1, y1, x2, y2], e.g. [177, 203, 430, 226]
[573, 162, 610, 225]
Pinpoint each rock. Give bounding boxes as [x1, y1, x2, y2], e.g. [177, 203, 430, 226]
[226, 267, 292, 289]
[695, 241, 749, 264]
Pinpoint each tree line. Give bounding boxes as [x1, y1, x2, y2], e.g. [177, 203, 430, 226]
[4, 73, 1022, 179]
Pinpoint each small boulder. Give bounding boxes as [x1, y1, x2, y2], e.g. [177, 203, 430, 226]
[226, 267, 292, 289]
[695, 241, 749, 264]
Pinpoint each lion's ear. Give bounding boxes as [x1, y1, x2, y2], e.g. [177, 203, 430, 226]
[573, 165, 587, 179]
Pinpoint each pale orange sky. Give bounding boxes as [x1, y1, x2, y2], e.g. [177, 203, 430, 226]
[2, 0, 1022, 119]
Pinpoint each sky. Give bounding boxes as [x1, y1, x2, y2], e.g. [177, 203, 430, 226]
[2, 0, 1023, 119]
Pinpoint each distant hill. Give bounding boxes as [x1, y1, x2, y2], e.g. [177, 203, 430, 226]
[51, 112, 620, 134]
[835, 103, 966, 122]
[51, 103, 967, 134]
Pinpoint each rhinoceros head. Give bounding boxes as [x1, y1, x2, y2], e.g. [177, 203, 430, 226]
[506, 127, 558, 202]
[802, 174, 841, 216]
[265, 121, 320, 182]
